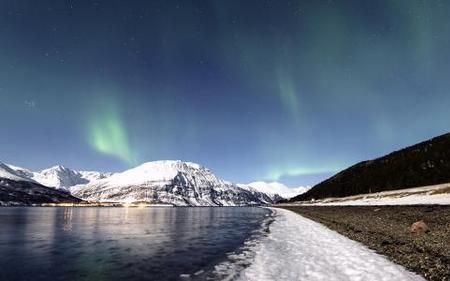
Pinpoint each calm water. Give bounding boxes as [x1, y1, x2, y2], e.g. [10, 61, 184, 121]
[0, 207, 271, 281]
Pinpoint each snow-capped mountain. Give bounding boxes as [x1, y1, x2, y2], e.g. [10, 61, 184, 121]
[0, 162, 82, 206]
[0, 162, 35, 182]
[6, 164, 113, 191]
[238, 181, 310, 199]
[71, 160, 277, 206]
[1, 160, 291, 206]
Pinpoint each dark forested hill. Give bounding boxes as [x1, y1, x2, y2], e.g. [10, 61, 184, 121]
[290, 132, 450, 202]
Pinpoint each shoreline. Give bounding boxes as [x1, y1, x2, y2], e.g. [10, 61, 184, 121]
[208, 207, 275, 280]
[278, 205, 450, 281]
[238, 207, 422, 281]
[0, 202, 272, 208]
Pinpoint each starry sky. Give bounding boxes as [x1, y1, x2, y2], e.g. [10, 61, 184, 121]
[1, 0, 450, 186]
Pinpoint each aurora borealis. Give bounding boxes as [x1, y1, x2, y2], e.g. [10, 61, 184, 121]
[1, 1, 450, 186]
[87, 97, 135, 164]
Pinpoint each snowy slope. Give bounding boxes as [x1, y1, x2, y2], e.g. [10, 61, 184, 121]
[283, 183, 450, 206]
[0, 162, 35, 182]
[72, 160, 276, 206]
[238, 208, 423, 281]
[238, 181, 309, 199]
[6, 164, 112, 191]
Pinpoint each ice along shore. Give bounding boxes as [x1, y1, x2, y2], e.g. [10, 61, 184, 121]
[238, 208, 423, 281]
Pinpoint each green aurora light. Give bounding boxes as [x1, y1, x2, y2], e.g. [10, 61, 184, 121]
[87, 98, 135, 164]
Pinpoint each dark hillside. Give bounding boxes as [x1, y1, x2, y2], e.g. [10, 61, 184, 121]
[0, 178, 82, 206]
[291, 132, 450, 201]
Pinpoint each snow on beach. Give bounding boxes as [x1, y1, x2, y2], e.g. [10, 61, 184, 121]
[311, 193, 450, 206]
[284, 183, 450, 206]
[238, 208, 423, 281]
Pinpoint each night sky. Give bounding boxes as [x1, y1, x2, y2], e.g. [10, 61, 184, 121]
[1, 0, 450, 186]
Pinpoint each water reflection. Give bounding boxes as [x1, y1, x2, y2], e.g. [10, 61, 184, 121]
[62, 207, 73, 232]
[0, 207, 269, 281]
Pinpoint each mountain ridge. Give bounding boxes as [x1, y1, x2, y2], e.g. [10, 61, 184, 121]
[0, 163, 82, 206]
[1, 160, 297, 206]
[5, 164, 113, 191]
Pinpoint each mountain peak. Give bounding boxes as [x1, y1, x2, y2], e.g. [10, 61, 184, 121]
[136, 160, 204, 171]
[41, 165, 70, 173]
[238, 181, 310, 199]
[90, 160, 220, 188]
[2, 163, 112, 191]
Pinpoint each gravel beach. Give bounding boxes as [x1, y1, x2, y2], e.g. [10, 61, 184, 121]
[278, 205, 450, 281]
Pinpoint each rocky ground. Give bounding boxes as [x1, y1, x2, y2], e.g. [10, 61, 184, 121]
[278, 205, 450, 281]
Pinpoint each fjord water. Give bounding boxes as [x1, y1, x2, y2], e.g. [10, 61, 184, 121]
[0, 207, 271, 281]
